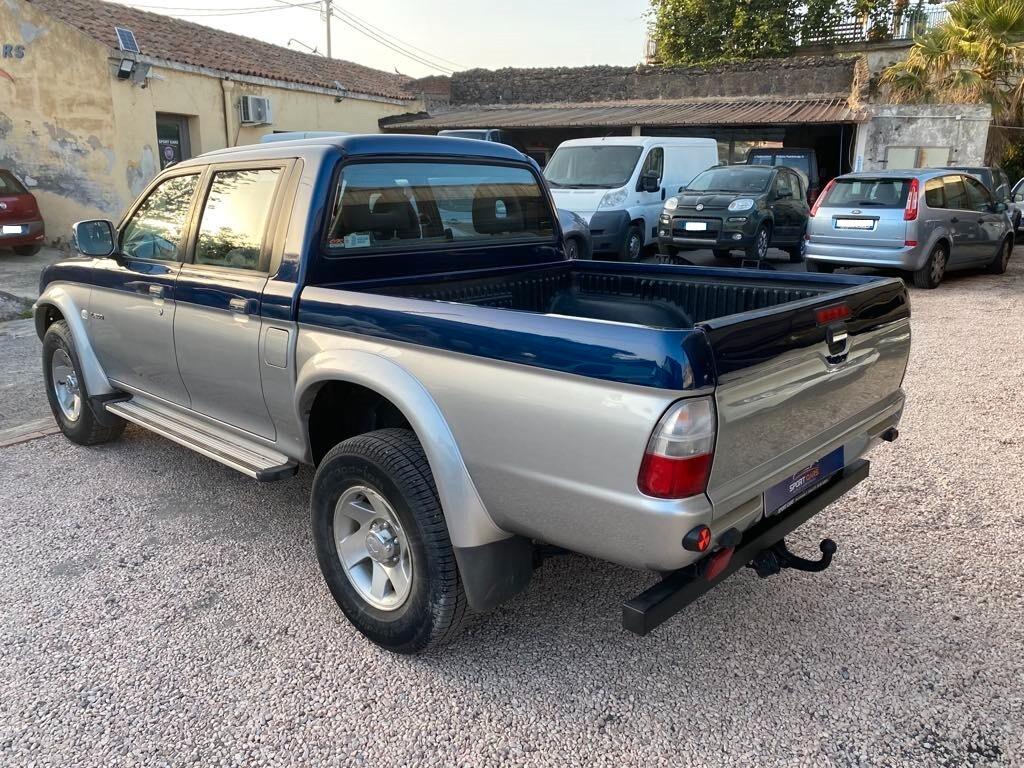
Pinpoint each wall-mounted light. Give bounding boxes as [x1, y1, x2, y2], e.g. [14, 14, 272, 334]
[116, 58, 135, 80]
[333, 80, 348, 103]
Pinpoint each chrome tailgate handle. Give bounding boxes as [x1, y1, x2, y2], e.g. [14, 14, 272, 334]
[825, 325, 850, 363]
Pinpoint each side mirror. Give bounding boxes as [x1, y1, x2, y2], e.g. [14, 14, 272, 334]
[639, 170, 660, 193]
[1014, 192, 1024, 203]
[72, 219, 116, 257]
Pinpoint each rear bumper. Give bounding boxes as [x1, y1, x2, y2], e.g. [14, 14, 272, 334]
[622, 458, 869, 635]
[0, 219, 45, 248]
[806, 240, 925, 270]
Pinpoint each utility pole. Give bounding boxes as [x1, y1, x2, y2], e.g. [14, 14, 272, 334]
[324, 0, 333, 59]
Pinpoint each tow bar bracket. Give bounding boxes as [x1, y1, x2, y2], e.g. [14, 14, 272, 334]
[748, 538, 837, 578]
[621, 459, 869, 636]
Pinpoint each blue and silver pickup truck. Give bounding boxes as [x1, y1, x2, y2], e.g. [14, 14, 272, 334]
[35, 135, 910, 653]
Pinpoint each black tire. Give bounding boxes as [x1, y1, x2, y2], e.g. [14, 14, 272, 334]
[786, 237, 807, 263]
[564, 236, 581, 260]
[619, 225, 643, 261]
[912, 243, 947, 289]
[806, 261, 835, 274]
[986, 237, 1012, 275]
[311, 428, 466, 654]
[42, 320, 126, 445]
[14, 244, 42, 256]
[745, 223, 770, 261]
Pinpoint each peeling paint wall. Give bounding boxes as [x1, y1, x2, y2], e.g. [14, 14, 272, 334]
[857, 104, 992, 171]
[0, 0, 421, 244]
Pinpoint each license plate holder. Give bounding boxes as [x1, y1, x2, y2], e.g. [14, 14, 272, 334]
[683, 221, 708, 231]
[1, 225, 24, 235]
[834, 218, 874, 230]
[764, 447, 845, 518]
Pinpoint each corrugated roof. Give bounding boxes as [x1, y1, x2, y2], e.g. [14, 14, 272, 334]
[383, 97, 867, 129]
[26, 0, 416, 101]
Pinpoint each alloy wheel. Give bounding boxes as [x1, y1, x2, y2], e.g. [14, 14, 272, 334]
[50, 348, 82, 422]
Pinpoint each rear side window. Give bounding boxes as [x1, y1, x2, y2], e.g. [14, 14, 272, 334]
[942, 176, 969, 210]
[822, 178, 911, 208]
[924, 178, 945, 208]
[0, 171, 27, 195]
[120, 174, 199, 261]
[194, 168, 282, 270]
[326, 162, 554, 253]
[963, 176, 993, 212]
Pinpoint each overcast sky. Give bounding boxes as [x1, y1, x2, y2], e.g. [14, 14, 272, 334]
[121, 0, 652, 78]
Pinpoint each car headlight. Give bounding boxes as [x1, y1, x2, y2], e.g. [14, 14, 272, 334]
[664, 196, 678, 211]
[728, 199, 755, 212]
[598, 188, 628, 209]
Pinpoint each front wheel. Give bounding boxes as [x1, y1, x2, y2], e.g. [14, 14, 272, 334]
[564, 236, 580, 260]
[913, 243, 947, 289]
[311, 429, 466, 654]
[619, 225, 643, 261]
[986, 238, 1012, 275]
[42, 320, 125, 445]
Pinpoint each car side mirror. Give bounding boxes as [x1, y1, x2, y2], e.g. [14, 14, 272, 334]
[639, 171, 660, 193]
[72, 219, 116, 257]
[1015, 191, 1024, 203]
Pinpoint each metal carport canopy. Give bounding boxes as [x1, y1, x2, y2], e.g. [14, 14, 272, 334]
[382, 97, 867, 130]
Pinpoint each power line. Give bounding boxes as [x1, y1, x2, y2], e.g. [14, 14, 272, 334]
[126, 1, 316, 11]
[330, 8, 454, 74]
[331, 5, 464, 69]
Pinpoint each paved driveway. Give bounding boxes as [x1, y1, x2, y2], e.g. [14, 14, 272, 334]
[0, 250, 1021, 766]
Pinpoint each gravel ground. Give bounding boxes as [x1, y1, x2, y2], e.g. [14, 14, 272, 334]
[0, 255, 1022, 767]
[0, 319, 47, 433]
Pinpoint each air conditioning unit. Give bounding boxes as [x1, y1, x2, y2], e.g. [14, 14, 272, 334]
[239, 95, 273, 126]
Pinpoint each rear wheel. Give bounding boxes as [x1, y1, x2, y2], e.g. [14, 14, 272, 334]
[745, 224, 770, 261]
[311, 428, 466, 654]
[986, 237, 1012, 275]
[806, 261, 835, 274]
[14, 244, 41, 256]
[620, 225, 643, 261]
[42, 320, 125, 445]
[913, 243, 947, 289]
[786, 237, 806, 263]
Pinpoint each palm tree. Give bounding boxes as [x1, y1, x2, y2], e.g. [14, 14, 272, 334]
[882, 0, 1024, 124]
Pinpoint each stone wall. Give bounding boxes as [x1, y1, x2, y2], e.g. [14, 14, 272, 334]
[856, 104, 993, 170]
[450, 56, 860, 106]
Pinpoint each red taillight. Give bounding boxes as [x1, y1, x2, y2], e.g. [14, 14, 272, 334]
[638, 398, 715, 499]
[810, 179, 836, 217]
[815, 304, 851, 325]
[904, 178, 920, 221]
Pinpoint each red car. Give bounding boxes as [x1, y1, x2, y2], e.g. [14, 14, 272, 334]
[0, 169, 45, 255]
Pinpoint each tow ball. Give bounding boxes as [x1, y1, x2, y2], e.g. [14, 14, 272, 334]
[747, 537, 837, 578]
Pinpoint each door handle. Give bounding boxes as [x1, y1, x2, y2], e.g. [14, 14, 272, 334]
[229, 297, 252, 314]
[148, 284, 165, 299]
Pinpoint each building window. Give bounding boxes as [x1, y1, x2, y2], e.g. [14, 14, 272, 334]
[156, 114, 193, 169]
[885, 146, 951, 169]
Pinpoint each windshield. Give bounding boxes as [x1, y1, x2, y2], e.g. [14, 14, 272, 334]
[544, 146, 643, 189]
[822, 178, 912, 208]
[0, 171, 27, 195]
[686, 167, 771, 193]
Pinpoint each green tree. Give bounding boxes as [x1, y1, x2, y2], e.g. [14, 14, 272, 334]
[650, 0, 798, 65]
[882, 0, 1024, 124]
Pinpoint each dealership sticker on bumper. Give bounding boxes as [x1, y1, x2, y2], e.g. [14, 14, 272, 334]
[2, 225, 24, 235]
[764, 446, 845, 518]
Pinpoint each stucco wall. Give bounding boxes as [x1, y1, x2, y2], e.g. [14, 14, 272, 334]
[855, 104, 992, 171]
[0, 0, 421, 243]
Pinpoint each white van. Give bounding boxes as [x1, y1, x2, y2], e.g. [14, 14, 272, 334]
[544, 137, 718, 259]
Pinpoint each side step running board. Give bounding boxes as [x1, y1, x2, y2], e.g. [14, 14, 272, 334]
[105, 399, 298, 482]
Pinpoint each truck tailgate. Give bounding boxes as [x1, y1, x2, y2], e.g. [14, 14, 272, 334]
[699, 277, 910, 517]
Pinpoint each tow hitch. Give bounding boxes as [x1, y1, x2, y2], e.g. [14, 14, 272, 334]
[622, 459, 868, 636]
[748, 538, 837, 577]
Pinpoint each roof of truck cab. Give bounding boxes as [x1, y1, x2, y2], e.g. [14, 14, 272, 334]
[554, 137, 717, 149]
[189, 134, 528, 165]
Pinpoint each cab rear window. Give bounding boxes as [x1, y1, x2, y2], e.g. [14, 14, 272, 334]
[822, 178, 911, 208]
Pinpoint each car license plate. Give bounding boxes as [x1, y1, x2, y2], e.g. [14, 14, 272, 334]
[1, 225, 24, 235]
[834, 218, 874, 230]
[683, 221, 707, 231]
[763, 447, 844, 518]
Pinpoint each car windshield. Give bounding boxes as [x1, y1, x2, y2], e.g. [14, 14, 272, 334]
[0, 171, 28, 195]
[822, 178, 912, 208]
[544, 146, 643, 189]
[685, 167, 770, 193]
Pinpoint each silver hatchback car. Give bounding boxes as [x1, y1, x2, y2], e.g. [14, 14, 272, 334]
[806, 169, 1013, 288]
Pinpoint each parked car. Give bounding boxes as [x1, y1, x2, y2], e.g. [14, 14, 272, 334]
[806, 169, 1013, 288]
[544, 137, 718, 260]
[746, 147, 821, 203]
[942, 166, 1018, 230]
[558, 208, 592, 259]
[1011, 177, 1024, 231]
[657, 164, 809, 263]
[0, 169, 45, 255]
[41, 134, 909, 652]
